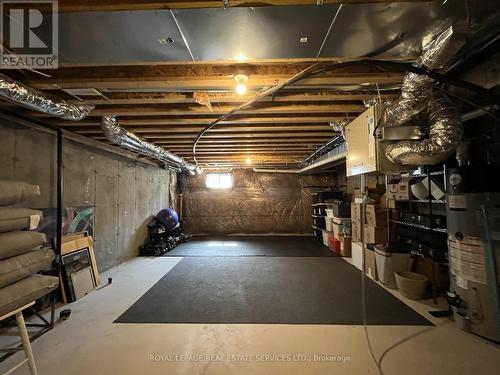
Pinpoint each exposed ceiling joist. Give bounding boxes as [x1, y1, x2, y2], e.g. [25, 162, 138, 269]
[67, 91, 399, 105]
[48, 116, 353, 127]
[90, 131, 335, 140]
[30, 103, 365, 118]
[26, 72, 404, 90]
[73, 124, 334, 134]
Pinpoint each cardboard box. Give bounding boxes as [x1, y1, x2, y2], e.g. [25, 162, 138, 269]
[365, 204, 388, 227]
[351, 222, 362, 243]
[353, 189, 363, 199]
[351, 242, 364, 271]
[364, 247, 378, 281]
[386, 199, 396, 209]
[366, 176, 386, 193]
[351, 203, 362, 224]
[414, 256, 449, 288]
[339, 235, 352, 257]
[364, 224, 388, 244]
[386, 176, 411, 201]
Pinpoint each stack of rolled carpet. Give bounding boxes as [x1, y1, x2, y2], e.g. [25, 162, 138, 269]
[0, 180, 59, 317]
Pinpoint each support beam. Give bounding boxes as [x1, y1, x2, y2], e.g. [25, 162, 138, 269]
[26, 72, 404, 91]
[49, 116, 349, 127]
[68, 91, 399, 106]
[30, 104, 365, 118]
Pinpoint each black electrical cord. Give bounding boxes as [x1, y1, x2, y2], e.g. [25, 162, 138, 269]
[191, 59, 499, 165]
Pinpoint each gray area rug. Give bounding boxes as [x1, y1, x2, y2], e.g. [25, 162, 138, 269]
[116, 256, 432, 326]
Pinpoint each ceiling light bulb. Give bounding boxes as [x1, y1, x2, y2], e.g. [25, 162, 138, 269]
[234, 74, 249, 96]
[235, 83, 247, 96]
[235, 53, 247, 61]
[245, 156, 252, 164]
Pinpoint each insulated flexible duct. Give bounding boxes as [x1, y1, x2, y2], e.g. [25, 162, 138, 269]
[384, 25, 454, 126]
[100, 116, 198, 173]
[0, 73, 93, 120]
[385, 93, 463, 165]
[383, 25, 464, 165]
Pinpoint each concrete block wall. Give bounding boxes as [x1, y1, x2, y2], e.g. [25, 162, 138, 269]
[0, 119, 177, 272]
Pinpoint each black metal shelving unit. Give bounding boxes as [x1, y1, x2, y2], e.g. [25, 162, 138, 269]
[388, 165, 449, 303]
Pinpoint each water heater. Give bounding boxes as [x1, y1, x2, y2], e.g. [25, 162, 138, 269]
[446, 167, 500, 342]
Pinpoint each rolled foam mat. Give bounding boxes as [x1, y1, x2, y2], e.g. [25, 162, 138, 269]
[0, 249, 55, 288]
[0, 208, 43, 233]
[0, 275, 59, 317]
[0, 231, 46, 260]
[0, 180, 40, 206]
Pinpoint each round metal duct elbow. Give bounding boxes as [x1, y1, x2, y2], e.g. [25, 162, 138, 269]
[0, 73, 94, 120]
[385, 94, 463, 166]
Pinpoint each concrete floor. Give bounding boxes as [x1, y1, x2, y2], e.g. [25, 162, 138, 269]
[1, 256, 499, 375]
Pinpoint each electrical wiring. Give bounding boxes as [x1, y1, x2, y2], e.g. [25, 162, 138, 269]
[191, 62, 323, 165]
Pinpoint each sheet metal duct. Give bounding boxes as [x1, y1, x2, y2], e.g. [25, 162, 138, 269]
[383, 25, 463, 166]
[100, 116, 198, 173]
[0, 73, 93, 120]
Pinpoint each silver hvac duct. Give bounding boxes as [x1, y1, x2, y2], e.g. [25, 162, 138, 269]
[101, 116, 198, 173]
[383, 24, 463, 165]
[0, 73, 94, 120]
[385, 93, 463, 165]
[384, 25, 454, 126]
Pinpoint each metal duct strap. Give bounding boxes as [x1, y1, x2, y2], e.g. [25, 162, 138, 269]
[101, 116, 197, 173]
[0, 74, 93, 120]
[385, 93, 463, 165]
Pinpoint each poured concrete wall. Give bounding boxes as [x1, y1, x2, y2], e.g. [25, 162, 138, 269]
[0, 119, 177, 271]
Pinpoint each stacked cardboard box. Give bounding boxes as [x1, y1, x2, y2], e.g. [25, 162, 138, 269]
[349, 176, 390, 280]
[386, 174, 411, 201]
[364, 203, 388, 245]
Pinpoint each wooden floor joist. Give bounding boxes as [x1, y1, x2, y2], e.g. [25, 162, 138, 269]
[1, 55, 409, 168]
[67, 91, 400, 106]
[73, 124, 334, 135]
[49, 116, 353, 127]
[26, 72, 404, 91]
[31, 104, 365, 118]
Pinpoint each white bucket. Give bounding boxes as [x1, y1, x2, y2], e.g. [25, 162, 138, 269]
[375, 248, 410, 288]
[325, 218, 333, 232]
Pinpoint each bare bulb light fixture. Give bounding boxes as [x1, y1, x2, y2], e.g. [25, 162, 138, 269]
[234, 74, 248, 96]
